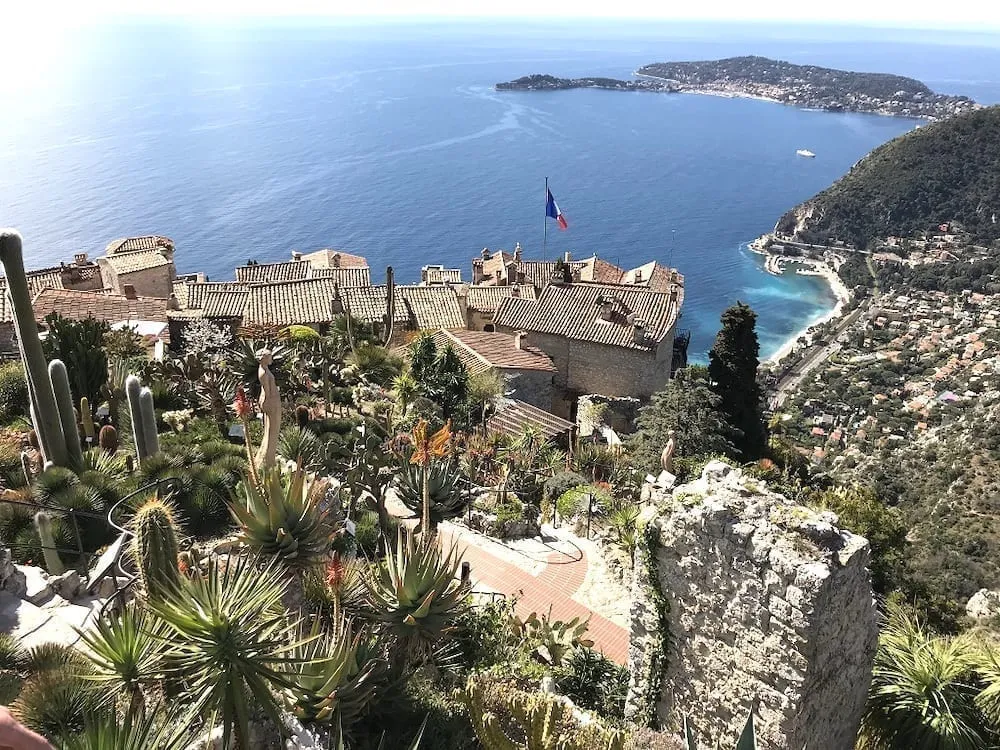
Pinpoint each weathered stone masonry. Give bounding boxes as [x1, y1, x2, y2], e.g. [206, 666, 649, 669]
[626, 462, 877, 750]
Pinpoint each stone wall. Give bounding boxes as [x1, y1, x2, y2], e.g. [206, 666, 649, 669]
[504, 368, 554, 412]
[626, 462, 877, 750]
[501, 330, 672, 418]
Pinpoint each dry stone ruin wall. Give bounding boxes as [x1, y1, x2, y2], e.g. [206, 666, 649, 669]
[626, 461, 877, 750]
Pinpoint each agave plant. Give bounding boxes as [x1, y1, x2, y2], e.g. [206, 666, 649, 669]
[395, 460, 468, 529]
[76, 602, 168, 713]
[230, 465, 331, 572]
[364, 526, 470, 664]
[146, 555, 313, 750]
[282, 613, 387, 728]
[277, 426, 327, 472]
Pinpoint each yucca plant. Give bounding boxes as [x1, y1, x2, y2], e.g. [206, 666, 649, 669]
[859, 606, 995, 750]
[13, 665, 105, 740]
[55, 705, 195, 750]
[396, 460, 468, 528]
[282, 613, 387, 728]
[146, 555, 313, 750]
[364, 526, 469, 665]
[76, 603, 169, 713]
[277, 426, 327, 472]
[231, 465, 332, 572]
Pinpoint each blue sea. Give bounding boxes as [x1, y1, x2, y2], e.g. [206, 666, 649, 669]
[2, 20, 1000, 360]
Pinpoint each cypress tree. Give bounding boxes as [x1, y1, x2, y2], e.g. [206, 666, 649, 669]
[708, 302, 767, 460]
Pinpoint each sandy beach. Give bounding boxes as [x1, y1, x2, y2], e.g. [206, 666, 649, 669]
[746, 239, 852, 363]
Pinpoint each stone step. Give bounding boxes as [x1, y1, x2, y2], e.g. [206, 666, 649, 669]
[0, 590, 105, 652]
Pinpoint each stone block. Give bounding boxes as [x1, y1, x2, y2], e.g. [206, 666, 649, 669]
[17, 565, 52, 606]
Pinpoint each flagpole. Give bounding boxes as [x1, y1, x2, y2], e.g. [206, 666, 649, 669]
[543, 176, 548, 261]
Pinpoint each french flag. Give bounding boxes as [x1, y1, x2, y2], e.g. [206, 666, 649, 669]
[545, 188, 568, 230]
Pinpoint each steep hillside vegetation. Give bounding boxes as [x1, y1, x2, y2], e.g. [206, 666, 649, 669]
[776, 106, 1000, 249]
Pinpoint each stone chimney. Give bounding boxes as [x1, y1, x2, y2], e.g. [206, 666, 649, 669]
[515, 270, 526, 284]
[670, 286, 679, 306]
[123, 284, 137, 300]
[511, 286, 521, 298]
[514, 331, 527, 349]
[481, 247, 490, 260]
[563, 251, 572, 263]
[330, 283, 344, 315]
[291, 251, 303, 262]
[633, 319, 647, 344]
[513, 242, 522, 262]
[571, 269, 581, 283]
[634, 268, 643, 283]
[74, 253, 88, 266]
[332, 253, 341, 268]
[166, 293, 180, 311]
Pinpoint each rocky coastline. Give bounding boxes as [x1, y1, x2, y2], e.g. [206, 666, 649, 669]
[495, 74, 676, 93]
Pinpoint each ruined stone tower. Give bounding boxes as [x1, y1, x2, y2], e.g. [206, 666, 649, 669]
[626, 461, 877, 750]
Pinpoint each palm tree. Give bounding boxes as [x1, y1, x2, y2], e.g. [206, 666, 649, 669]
[859, 605, 997, 750]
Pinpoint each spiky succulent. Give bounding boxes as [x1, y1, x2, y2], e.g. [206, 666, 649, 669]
[395, 460, 469, 525]
[282, 612, 387, 727]
[231, 466, 332, 571]
[364, 527, 469, 663]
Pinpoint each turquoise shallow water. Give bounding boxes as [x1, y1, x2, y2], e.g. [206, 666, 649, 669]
[2, 21, 998, 360]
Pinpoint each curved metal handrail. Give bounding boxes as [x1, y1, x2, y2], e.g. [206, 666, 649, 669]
[98, 474, 233, 618]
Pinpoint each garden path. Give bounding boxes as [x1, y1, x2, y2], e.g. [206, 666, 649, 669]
[439, 522, 630, 665]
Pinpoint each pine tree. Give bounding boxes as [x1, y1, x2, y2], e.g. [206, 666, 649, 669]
[628, 366, 737, 472]
[708, 302, 767, 460]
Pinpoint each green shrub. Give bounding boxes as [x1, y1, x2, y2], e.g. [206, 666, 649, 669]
[354, 510, 381, 557]
[556, 485, 611, 520]
[543, 471, 588, 502]
[494, 496, 524, 527]
[555, 647, 629, 721]
[0, 362, 28, 424]
[454, 597, 519, 671]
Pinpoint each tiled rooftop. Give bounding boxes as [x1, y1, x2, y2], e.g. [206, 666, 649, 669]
[101, 249, 170, 275]
[427, 328, 556, 377]
[487, 398, 575, 440]
[310, 267, 372, 286]
[202, 290, 251, 319]
[235, 261, 309, 284]
[422, 266, 463, 285]
[493, 281, 680, 351]
[32, 288, 169, 324]
[465, 284, 537, 312]
[397, 285, 466, 330]
[104, 235, 173, 255]
[300, 249, 369, 269]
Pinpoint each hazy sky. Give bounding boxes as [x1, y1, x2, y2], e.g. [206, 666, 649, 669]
[4, 0, 999, 30]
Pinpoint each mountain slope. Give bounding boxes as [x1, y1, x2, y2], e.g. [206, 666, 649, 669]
[775, 105, 1000, 249]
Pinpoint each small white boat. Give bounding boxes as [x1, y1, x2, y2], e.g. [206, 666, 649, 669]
[796, 149, 816, 158]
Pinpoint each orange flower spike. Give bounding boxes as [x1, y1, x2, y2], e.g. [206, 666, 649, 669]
[410, 419, 431, 466]
[428, 420, 452, 458]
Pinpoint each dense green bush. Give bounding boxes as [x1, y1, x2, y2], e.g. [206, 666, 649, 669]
[556, 647, 629, 721]
[0, 362, 28, 425]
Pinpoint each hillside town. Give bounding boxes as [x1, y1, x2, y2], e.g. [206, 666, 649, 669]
[2, 235, 688, 439]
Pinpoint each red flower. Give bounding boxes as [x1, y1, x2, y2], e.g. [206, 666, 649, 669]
[234, 386, 253, 419]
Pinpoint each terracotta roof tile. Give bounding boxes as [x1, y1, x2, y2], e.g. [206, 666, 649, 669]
[183, 282, 250, 310]
[101, 250, 170, 275]
[422, 266, 463, 284]
[487, 398, 574, 440]
[310, 266, 371, 286]
[244, 280, 406, 327]
[301, 249, 369, 269]
[428, 328, 556, 376]
[235, 261, 309, 284]
[32, 289, 168, 324]
[397, 285, 466, 330]
[104, 235, 173, 255]
[466, 285, 537, 312]
[493, 282, 680, 351]
[202, 290, 250, 319]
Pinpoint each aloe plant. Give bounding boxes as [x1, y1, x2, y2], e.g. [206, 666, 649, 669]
[282, 612, 387, 728]
[230, 465, 331, 571]
[363, 526, 469, 664]
[396, 460, 468, 529]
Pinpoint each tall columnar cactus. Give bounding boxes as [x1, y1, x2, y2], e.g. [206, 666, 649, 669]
[0, 230, 68, 467]
[132, 498, 182, 599]
[98, 425, 119, 454]
[48, 360, 83, 470]
[125, 375, 147, 461]
[139, 387, 159, 458]
[80, 397, 95, 443]
[20, 451, 33, 486]
[33, 511, 65, 575]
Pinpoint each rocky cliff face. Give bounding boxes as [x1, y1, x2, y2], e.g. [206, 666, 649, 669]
[626, 461, 877, 749]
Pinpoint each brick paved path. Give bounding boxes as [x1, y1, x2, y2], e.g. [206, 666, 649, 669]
[441, 524, 629, 664]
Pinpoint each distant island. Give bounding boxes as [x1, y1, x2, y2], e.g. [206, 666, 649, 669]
[495, 74, 676, 93]
[497, 56, 977, 121]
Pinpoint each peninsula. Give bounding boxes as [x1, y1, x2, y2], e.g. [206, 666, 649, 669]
[495, 73, 676, 93]
[497, 56, 977, 120]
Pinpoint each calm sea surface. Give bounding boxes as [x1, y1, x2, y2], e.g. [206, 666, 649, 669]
[2, 21, 999, 359]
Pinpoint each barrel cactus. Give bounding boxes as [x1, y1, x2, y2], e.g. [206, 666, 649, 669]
[98, 425, 119, 454]
[132, 498, 182, 599]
